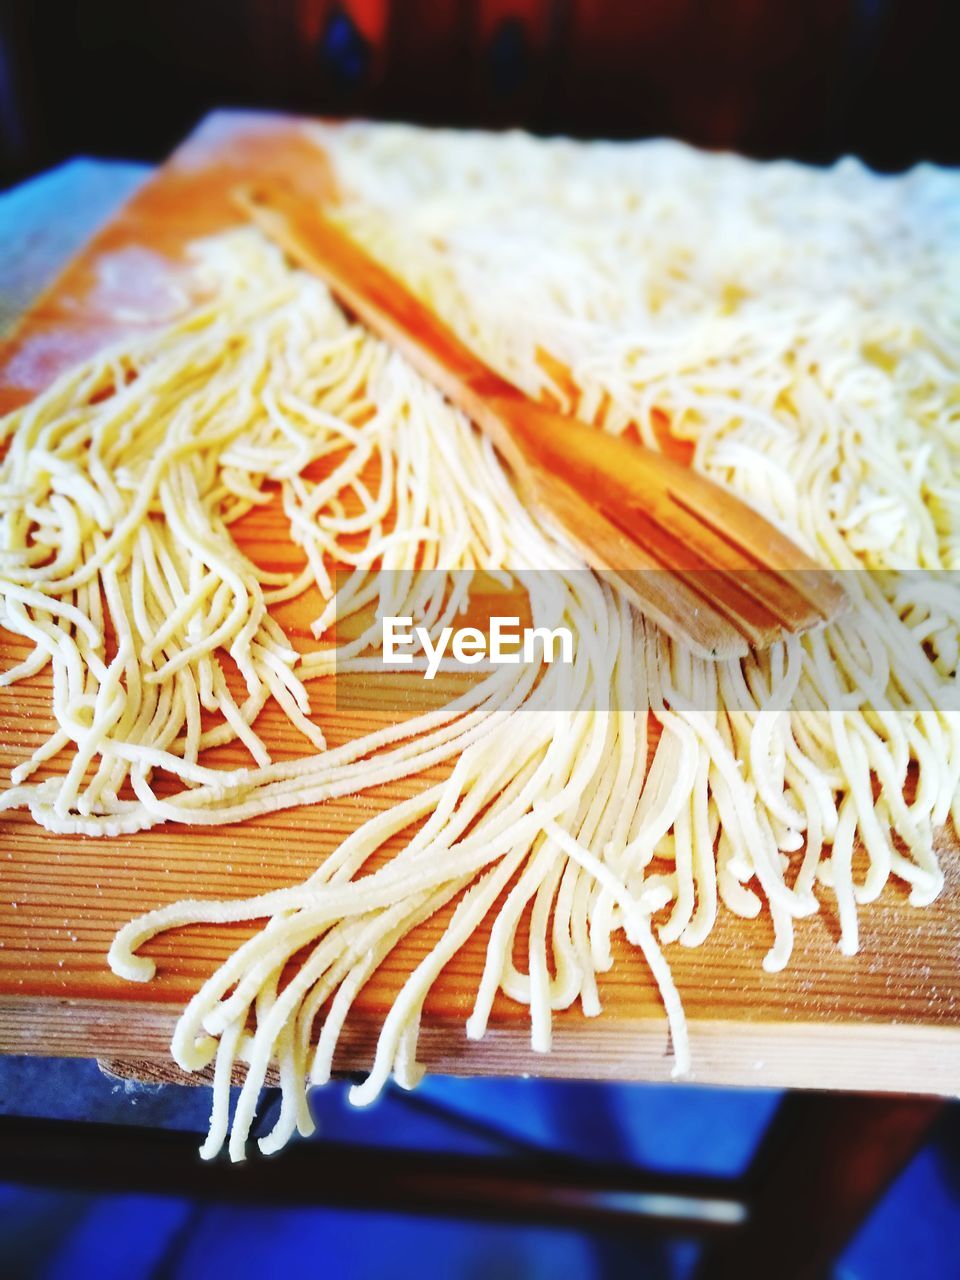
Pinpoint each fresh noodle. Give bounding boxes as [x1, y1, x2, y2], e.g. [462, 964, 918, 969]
[0, 125, 958, 1159]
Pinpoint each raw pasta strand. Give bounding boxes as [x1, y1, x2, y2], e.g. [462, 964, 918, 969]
[0, 125, 957, 1159]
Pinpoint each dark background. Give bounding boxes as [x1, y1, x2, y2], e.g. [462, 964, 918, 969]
[1, 0, 959, 187]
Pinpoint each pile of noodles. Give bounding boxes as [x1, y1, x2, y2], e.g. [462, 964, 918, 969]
[1, 125, 958, 1159]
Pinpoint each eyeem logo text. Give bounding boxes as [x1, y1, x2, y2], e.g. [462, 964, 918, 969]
[382, 616, 574, 680]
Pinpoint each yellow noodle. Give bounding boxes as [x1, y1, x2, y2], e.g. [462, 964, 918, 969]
[0, 126, 958, 1159]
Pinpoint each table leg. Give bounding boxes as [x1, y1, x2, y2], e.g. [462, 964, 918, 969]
[697, 1091, 945, 1280]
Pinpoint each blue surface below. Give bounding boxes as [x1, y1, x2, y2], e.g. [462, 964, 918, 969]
[0, 1057, 958, 1278]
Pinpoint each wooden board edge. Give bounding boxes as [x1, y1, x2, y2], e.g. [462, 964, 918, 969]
[3, 996, 957, 1097]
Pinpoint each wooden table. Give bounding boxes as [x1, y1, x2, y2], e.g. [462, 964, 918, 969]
[0, 111, 955, 1280]
[1, 110, 958, 1102]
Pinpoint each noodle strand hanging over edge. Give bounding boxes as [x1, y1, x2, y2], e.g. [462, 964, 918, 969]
[1, 126, 958, 1158]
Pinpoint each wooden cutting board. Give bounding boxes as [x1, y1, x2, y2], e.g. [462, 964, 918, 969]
[1, 110, 959, 1096]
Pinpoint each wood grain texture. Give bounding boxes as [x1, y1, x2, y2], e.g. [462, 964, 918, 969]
[1, 111, 958, 1096]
